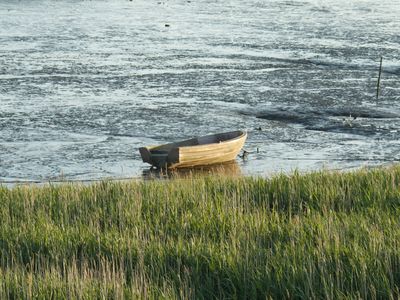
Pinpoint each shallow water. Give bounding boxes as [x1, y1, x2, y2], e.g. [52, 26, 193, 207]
[0, 0, 399, 182]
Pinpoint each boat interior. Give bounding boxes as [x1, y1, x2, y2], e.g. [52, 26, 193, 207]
[150, 130, 244, 153]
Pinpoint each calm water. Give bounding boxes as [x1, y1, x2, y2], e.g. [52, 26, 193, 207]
[0, 0, 399, 182]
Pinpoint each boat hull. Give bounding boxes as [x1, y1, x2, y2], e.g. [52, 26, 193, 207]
[139, 130, 247, 169]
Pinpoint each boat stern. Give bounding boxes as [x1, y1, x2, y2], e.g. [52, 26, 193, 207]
[139, 147, 180, 168]
[139, 147, 152, 164]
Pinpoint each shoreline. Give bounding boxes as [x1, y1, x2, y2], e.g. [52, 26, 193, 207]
[0, 160, 395, 188]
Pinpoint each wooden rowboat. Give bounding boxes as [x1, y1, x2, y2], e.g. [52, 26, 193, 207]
[139, 130, 247, 169]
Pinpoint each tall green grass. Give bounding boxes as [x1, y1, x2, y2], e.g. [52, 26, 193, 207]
[1, 166, 400, 299]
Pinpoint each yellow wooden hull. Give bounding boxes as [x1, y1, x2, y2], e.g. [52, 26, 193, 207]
[139, 130, 247, 169]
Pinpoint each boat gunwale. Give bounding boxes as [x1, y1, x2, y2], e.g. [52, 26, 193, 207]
[148, 130, 247, 152]
[179, 130, 246, 150]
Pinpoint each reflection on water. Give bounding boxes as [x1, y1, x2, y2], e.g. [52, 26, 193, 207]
[142, 161, 242, 180]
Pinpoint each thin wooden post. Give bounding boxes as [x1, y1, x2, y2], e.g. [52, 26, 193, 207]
[376, 56, 383, 99]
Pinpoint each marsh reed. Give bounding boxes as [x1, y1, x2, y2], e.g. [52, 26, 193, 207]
[1, 166, 400, 298]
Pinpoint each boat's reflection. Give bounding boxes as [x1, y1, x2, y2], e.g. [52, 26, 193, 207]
[142, 161, 242, 180]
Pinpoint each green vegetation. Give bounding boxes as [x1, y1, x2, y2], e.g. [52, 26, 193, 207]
[1, 166, 400, 299]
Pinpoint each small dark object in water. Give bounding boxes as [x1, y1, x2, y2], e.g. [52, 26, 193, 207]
[165, 24, 170, 27]
[256, 126, 262, 131]
[376, 56, 383, 100]
[257, 147, 259, 153]
[240, 150, 249, 160]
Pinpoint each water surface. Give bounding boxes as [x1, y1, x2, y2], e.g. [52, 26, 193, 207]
[0, 0, 399, 182]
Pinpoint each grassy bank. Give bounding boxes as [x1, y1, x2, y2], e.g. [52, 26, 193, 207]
[1, 166, 400, 299]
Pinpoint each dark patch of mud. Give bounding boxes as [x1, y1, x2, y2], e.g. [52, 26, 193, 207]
[252, 106, 400, 137]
